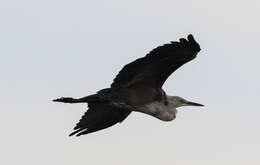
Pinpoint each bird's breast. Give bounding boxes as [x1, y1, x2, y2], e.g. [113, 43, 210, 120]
[138, 102, 176, 121]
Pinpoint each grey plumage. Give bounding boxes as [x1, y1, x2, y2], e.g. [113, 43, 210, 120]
[53, 34, 204, 136]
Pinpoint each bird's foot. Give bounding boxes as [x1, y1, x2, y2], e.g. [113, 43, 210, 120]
[53, 97, 76, 103]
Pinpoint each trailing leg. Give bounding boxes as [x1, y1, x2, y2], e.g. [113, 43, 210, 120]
[53, 95, 96, 103]
[53, 97, 83, 103]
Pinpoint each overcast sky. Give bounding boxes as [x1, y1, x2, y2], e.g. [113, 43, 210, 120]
[1, 0, 260, 164]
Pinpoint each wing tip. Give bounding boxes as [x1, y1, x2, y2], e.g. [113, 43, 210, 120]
[69, 128, 85, 137]
[187, 34, 194, 41]
[187, 34, 201, 53]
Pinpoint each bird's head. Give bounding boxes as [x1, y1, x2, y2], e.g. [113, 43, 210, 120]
[168, 96, 204, 108]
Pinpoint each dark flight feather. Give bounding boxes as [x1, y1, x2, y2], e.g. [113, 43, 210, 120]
[111, 34, 200, 89]
[69, 102, 131, 136]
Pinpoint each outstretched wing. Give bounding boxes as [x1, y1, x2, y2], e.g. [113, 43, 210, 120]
[111, 34, 201, 89]
[69, 102, 131, 136]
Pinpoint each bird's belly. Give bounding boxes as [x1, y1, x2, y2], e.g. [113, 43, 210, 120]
[138, 102, 176, 121]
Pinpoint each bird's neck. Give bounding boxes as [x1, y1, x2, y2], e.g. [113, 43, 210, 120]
[138, 100, 177, 121]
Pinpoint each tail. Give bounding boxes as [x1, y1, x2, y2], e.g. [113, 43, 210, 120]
[53, 94, 99, 103]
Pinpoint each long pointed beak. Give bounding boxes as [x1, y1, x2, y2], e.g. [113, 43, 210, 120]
[186, 101, 204, 107]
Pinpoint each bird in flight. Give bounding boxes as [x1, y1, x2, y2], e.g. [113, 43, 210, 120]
[53, 34, 204, 136]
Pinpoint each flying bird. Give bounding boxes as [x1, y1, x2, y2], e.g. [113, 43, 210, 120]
[53, 34, 204, 136]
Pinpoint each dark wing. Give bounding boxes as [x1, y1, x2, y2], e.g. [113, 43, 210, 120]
[69, 102, 131, 136]
[111, 34, 201, 89]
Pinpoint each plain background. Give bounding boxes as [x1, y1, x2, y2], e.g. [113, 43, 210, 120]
[1, 0, 259, 164]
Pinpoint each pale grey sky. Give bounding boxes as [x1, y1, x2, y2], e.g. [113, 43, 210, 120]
[1, 0, 259, 165]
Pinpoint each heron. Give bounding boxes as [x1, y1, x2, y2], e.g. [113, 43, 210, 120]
[53, 34, 204, 136]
